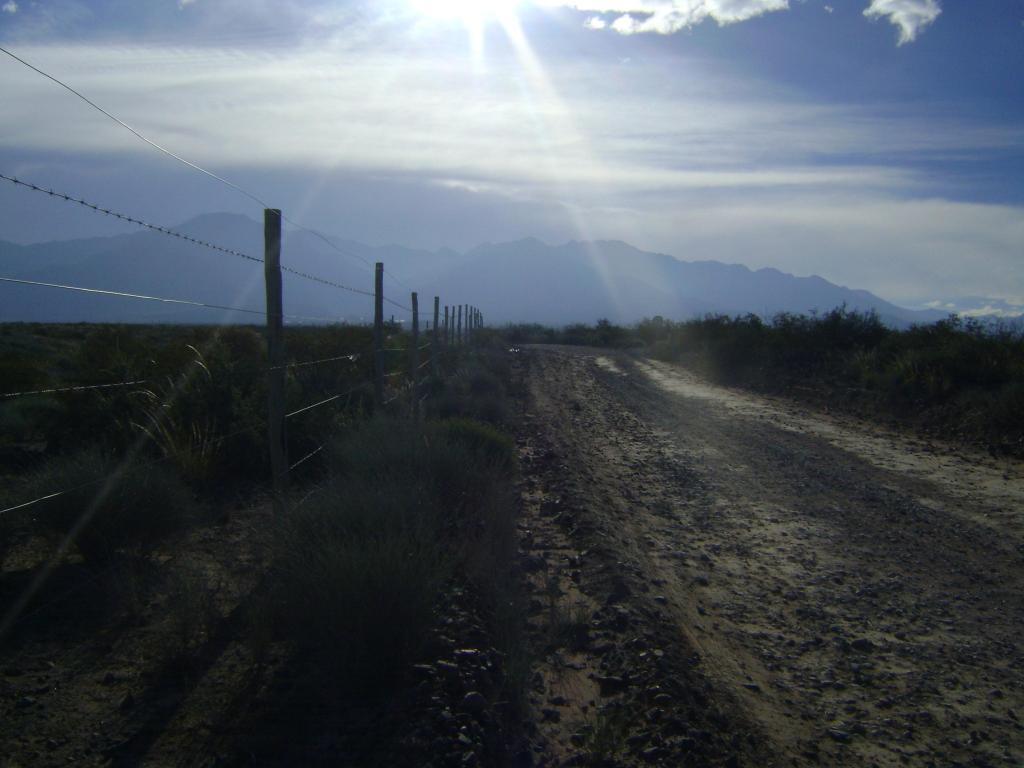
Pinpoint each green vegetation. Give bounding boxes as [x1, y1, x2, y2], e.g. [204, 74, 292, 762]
[0, 322, 380, 495]
[501, 318, 636, 349]
[263, 351, 521, 692]
[14, 448, 192, 563]
[499, 310, 1024, 454]
[2, 321, 528, 762]
[641, 310, 1023, 452]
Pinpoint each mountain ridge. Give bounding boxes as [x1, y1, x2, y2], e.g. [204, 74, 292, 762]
[0, 212, 948, 327]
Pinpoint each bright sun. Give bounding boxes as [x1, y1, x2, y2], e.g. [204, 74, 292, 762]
[411, 0, 522, 22]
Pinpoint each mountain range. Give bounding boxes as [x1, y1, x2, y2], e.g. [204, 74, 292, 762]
[0, 212, 951, 328]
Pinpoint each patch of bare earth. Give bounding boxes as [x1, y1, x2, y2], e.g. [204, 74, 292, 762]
[0, 502, 275, 768]
[514, 346, 1024, 767]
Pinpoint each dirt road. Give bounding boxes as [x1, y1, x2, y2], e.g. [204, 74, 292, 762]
[516, 346, 1024, 767]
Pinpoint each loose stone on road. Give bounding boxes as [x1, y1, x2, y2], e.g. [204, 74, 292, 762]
[516, 345, 1024, 767]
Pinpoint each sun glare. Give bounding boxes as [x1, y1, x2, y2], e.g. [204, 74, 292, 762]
[411, 0, 522, 22]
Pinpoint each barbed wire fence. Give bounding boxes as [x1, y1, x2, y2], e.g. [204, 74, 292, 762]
[0, 42, 495, 647]
[0, 180, 485, 520]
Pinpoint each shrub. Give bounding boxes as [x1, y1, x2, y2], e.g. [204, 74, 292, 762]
[267, 415, 519, 688]
[165, 563, 222, 657]
[273, 492, 448, 685]
[435, 417, 516, 472]
[19, 448, 193, 563]
[428, 356, 511, 426]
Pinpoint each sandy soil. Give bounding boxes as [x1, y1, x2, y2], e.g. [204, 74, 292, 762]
[517, 345, 1024, 767]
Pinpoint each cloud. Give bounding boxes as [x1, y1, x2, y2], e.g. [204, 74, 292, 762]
[958, 305, 1024, 319]
[545, 1, 789, 35]
[559, 0, 941, 42]
[863, 0, 941, 45]
[1, 42, 1018, 304]
[2, 1, 18, 14]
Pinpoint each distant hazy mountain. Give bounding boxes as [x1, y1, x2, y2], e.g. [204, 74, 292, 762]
[0, 212, 947, 327]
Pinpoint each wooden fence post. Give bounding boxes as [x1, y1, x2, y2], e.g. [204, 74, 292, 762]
[433, 296, 440, 376]
[264, 209, 288, 516]
[457, 304, 463, 346]
[411, 292, 420, 421]
[373, 262, 384, 404]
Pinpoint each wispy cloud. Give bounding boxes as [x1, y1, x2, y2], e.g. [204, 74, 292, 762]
[863, 0, 942, 44]
[547, 1, 789, 34]
[2, 1, 18, 14]
[2, 44, 1009, 194]
[553, 0, 941, 42]
[0, 33, 1015, 305]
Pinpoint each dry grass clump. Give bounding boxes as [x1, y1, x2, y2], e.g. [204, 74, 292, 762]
[16, 448, 192, 563]
[265, 413, 518, 686]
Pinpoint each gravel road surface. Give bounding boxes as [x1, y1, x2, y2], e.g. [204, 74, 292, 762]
[516, 345, 1023, 767]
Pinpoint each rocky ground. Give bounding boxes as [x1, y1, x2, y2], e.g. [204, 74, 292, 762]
[2, 344, 1022, 766]
[513, 345, 1024, 767]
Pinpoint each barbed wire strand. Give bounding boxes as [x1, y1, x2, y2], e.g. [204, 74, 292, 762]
[287, 444, 325, 474]
[1, 379, 148, 400]
[383, 296, 413, 313]
[0, 453, 175, 518]
[267, 353, 360, 373]
[0, 46, 412, 289]
[0, 45, 271, 210]
[0, 416, 273, 520]
[280, 263, 375, 300]
[3, 351, 365, 398]
[275, 217, 413, 295]
[0, 173, 262, 264]
[280, 218, 370, 269]
[1, 174, 387, 302]
[0, 276, 341, 324]
[284, 381, 367, 420]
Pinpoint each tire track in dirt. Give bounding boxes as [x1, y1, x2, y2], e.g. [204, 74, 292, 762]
[518, 346, 1024, 767]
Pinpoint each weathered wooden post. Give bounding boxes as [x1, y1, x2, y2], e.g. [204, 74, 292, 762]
[457, 304, 463, 346]
[373, 262, 384, 403]
[433, 296, 440, 376]
[264, 209, 288, 515]
[411, 292, 420, 421]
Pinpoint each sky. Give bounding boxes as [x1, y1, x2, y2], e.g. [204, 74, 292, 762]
[0, 0, 1022, 310]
